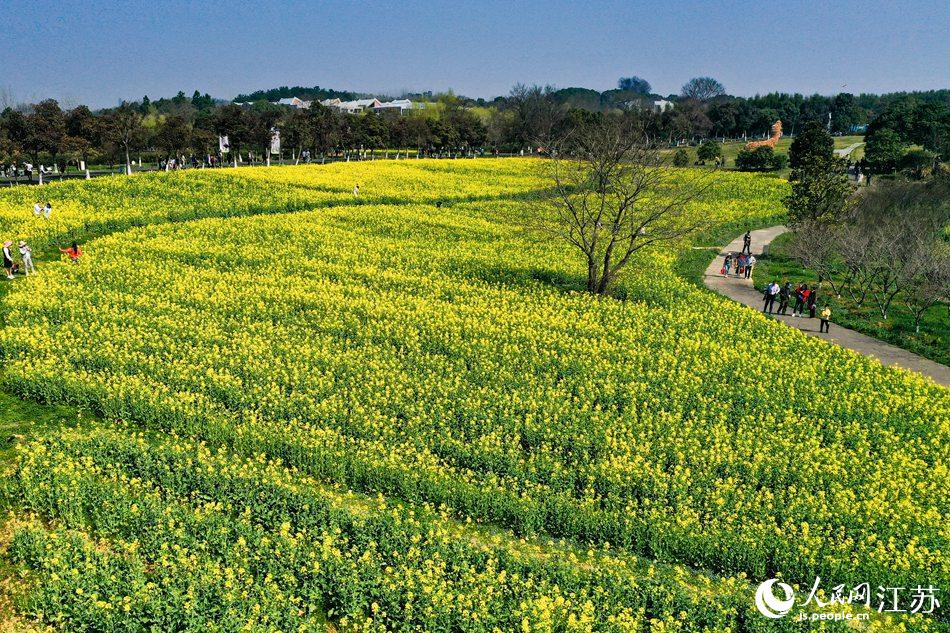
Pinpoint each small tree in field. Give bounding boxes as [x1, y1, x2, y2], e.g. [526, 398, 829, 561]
[696, 139, 722, 164]
[673, 148, 690, 166]
[542, 117, 714, 295]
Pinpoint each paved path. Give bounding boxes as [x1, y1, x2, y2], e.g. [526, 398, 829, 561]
[703, 226, 950, 387]
[834, 142, 864, 157]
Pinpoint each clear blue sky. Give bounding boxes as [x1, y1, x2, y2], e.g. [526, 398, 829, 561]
[2, 0, 947, 108]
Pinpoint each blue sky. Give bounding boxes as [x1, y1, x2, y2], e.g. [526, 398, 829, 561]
[1, 0, 947, 108]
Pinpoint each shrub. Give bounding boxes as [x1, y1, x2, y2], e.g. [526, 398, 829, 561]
[672, 148, 690, 167]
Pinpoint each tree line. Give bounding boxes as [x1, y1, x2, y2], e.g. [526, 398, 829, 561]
[1, 78, 947, 178]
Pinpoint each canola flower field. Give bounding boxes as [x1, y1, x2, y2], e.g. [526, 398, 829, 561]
[0, 160, 945, 631]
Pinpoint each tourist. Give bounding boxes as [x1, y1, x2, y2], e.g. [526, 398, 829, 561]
[44, 202, 52, 219]
[762, 280, 779, 313]
[2, 241, 15, 279]
[723, 253, 732, 276]
[18, 241, 35, 276]
[777, 281, 791, 315]
[59, 242, 82, 264]
[807, 287, 818, 318]
[32, 201, 42, 217]
[742, 230, 752, 255]
[737, 253, 747, 277]
[353, 184, 360, 197]
[792, 283, 807, 317]
[819, 305, 832, 333]
[745, 254, 756, 279]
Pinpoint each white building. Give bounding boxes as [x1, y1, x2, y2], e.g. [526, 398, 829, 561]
[333, 98, 382, 114]
[652, 99, 673, 112]
[372, 99, 415, 115]
[275, 97, 311, 109]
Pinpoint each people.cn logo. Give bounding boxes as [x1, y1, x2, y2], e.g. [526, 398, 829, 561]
[755, 579, 796, 618]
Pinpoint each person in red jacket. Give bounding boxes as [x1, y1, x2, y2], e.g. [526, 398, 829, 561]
[60, 242, 82, 264]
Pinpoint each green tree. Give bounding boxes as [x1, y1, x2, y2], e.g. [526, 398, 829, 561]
[789, 121, 834, 173]
[617, 76, 651, 95]
[735, 146, 776, 171]
[696, 139, 722, 164]
[864, 128, 904, 174]
[672, 148, 690, 166]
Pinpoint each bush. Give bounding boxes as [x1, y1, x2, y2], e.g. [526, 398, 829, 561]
[696, 139, 722, 164]
[735, 146, 786, 171]
[672, 148, 690, 167]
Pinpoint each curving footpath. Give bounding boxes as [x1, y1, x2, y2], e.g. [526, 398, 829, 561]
[703, 226, 950, 387]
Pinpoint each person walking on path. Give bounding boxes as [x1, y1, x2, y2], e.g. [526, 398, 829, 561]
[819, 305, 832, 333]
[59, 242, 82, 264]
[744, 254, 756, 279]
[762, 280, 779, 314]
[18, 241, 35, 276]
[722, 253, 732, 276]
[741, 230, 752, 255]
[792, 283, 807, 317]
[736, 253, 747, 277]
[3, 241, 15, 279]
[807, 287, 819, 318]
[777, 282, 791, 315]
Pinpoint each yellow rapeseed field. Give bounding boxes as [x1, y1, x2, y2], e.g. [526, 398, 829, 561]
[0, 160, 945, 631]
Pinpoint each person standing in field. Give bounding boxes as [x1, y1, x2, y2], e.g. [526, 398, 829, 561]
[44, 202, 52, 219]
[777, 281, 791, 315]
[33, 202, 42, 217]
[59, 242, 82, 264]
[819, 305, 832, 333]
[353, 184, 360, 197]
[18, 241, 35, 276]
[3, 241, 15, 279]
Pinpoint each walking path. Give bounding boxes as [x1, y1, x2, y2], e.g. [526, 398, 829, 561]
[703, 226, 950, 386]
[833, 142, 864, 157]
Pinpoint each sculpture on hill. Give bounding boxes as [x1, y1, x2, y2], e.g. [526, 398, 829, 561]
[745, 121, 782, 150]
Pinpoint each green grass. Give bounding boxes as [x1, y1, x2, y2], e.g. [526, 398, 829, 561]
[753, 231, 949, 365]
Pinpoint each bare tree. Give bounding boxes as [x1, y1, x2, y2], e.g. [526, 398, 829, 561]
[680, 77, 725, 102]
[902, 244, 950, 333]
[540, 117, 715, 295]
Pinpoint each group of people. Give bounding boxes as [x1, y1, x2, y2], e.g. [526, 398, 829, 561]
[761, 281, 833, 332]
[2, 240, 35, 279]
[32, 201, 53, 219]
[721, 251, 756, 279]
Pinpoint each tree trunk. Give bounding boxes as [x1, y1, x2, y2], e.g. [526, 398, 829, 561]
[124, 146, 132, 175]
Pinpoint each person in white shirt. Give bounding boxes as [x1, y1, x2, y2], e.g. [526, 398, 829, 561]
[44, 202, 52, 219]
[353, 184, 360, 197]
[33, 202, 42, 217]
[18, 241, 35, 276]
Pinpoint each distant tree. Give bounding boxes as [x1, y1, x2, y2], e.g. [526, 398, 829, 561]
[541, 116, 712, 295]
[784, 156, 853, 227]
[830, 93, 863, 135]
[140, 95, 152, 115]
[672, 148, 690, 166]
[617, 76, 652, 95]
[25, 99, 66, 169]
[212, 103, 251, 166]
[864, 128, 905, 174]
[63, 105, 99, 172]
[102, 103, 145, 175]
[735, 146, 784, 171]
[681, 77, 725, 102]
[789, 122, 835, 172]
[154, 115, 192, 159]
[696, 139, 722, 164]
[504, 84, 564, 148]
